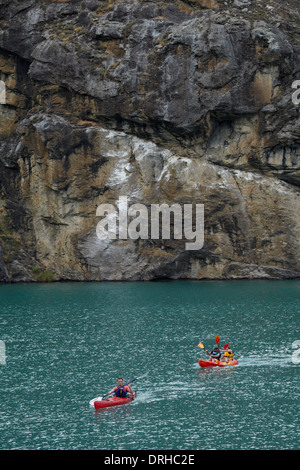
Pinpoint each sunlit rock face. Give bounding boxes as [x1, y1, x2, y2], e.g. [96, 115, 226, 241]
[0, 0, 300, 281]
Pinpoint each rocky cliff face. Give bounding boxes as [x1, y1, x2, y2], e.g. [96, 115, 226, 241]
[0, 0, 300, 282]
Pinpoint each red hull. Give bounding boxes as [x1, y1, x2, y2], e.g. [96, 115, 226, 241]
[199, 359, 238, 368]
[93, 393, 136, 410]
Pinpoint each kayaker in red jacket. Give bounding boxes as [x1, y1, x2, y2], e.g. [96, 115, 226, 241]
[109, 377, 133, 398]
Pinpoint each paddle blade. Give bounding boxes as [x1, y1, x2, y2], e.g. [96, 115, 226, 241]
[215, 335, 220, 345]
[127, 371, 149, 385]
[198, 343, 204, 349]
[137, 371, 149, 380]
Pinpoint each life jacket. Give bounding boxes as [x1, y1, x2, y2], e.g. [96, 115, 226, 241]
[211, 350, 220, 359]
[224, 350, 234, 360]
[115, 387, 128, 398]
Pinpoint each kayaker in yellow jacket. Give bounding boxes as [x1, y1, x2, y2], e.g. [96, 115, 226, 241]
[221, 343, 234, 363]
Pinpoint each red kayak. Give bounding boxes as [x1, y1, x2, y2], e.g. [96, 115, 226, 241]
[93, 392, 136, 410]
[199, 359, 238, 368]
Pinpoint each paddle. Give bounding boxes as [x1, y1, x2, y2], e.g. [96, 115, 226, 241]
[198, 342, 210, 357]
[198, 337, 220, 349]
[198, 338, 221, 361]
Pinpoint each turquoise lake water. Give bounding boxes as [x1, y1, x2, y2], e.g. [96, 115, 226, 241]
[0, 280, 299, 450]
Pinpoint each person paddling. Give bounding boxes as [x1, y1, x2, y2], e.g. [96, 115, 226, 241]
[206, 345, 221, 362]
[221, 343, 234, 363]
[109, 377, 134, 398]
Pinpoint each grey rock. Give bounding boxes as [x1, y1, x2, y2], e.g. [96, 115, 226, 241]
[0, 245, 9, 283]
[10, 260, 35, 283]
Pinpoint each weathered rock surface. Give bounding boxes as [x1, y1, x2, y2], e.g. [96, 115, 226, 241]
[0, 0, 300, 281]
[0, 243, 9, 282]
